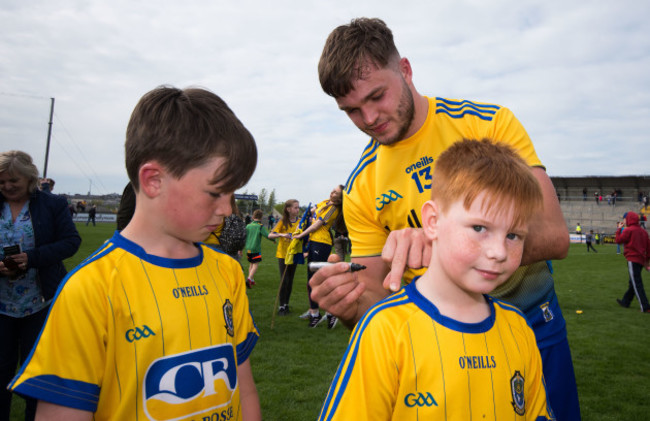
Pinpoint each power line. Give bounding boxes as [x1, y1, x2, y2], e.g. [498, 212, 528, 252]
[53, 113, 109, 194]
[0, 91, 50, 101]
[49, 132, 97, 193]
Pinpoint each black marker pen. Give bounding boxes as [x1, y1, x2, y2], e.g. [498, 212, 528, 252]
[308, 262, 367, 272]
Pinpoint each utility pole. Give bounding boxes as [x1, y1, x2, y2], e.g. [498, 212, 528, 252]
[43, 97, 55, 179]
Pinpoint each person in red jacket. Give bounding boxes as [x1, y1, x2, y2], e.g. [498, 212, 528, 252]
[615, 211, 650, 313]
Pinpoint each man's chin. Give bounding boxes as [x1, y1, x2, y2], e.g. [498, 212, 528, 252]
[364, 131, 401, 145]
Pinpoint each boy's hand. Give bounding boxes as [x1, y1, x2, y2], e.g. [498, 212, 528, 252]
[381, 228, 431, 291]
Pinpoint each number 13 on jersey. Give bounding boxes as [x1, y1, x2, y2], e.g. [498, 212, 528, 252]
[410, 166, 432, 193]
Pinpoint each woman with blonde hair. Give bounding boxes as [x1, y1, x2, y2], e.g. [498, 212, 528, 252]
[0, 150, 81, 421]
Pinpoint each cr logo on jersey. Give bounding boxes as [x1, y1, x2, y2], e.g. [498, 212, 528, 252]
[510, 370, 526, 415]
[125, 325, 155, 342]
[144, 344, 237, 421]
[376, 190, 403, 211]
[404, 392, 438, 407]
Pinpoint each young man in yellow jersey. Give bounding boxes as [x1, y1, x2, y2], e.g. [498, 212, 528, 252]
[311, 18, 579, 420]
[10, 86, 262, 421]
[319, 139, 555, 420]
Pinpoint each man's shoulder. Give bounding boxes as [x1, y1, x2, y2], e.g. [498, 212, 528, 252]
[431, 96, 505, 120]
[343, 138, 380, 196]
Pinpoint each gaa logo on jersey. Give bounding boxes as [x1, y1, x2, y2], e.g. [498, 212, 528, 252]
[375, 190, 403, 210]
[404, 392, 437, 407]
[143, 344, 237, 420]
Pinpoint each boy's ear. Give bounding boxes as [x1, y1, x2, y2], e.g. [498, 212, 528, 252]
[138, 162, 164, 198]
[421, 200, 439, 241]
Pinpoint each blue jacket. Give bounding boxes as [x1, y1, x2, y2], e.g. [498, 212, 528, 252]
[1, 189, 82, 300]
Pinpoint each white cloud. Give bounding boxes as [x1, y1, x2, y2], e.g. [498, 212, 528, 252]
[1, 0, 649, 205]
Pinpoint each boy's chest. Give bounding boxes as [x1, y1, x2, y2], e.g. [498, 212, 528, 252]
[393, 321, 531, 418]
[107, 262, 237, 352]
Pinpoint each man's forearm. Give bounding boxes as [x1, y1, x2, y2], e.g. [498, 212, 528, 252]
[521, 167, 569, 265]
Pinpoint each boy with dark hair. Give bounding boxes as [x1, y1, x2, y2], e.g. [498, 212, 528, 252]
[319, 139, 554, 420]
[244, 209, 272, 288]
[10, 86, 262, 420]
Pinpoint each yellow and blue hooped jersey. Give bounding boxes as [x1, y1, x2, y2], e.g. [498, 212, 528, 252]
[10, 232, 258, 420]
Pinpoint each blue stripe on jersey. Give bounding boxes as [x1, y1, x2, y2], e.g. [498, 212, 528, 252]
[13, 375, 100, 412]
[406, 282, 496, 333]
[118, 266, 142, 416]
[236, 330, 259, 363]
[319, 291, 410, 421]
[344, 139, 379, 195]
[107, 296, 123, 398]
[139, 258, 166, 354]
[435, 97, 500, 121]
[111, 232, 204, 268]
[431, 321, 448, 418]
[488, 295, 528, 321]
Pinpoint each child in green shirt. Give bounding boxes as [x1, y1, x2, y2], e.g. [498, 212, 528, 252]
[244, 209, 273, 287]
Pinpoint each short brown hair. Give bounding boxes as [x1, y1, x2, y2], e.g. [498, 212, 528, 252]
[252, 209, 263, 220]
[318, 18, 400, 98]
[431, 139, 543, 230]
[125, 86, 257, 192]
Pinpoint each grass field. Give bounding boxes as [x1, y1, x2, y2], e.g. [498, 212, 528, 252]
[9, 222, 650, 420]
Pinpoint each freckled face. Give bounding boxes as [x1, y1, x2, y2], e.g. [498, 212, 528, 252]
[161, 157, 233, 243]
[431, 193, 527, 297]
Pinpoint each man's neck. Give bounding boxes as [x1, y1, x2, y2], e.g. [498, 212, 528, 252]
[399, 91, 430, 142]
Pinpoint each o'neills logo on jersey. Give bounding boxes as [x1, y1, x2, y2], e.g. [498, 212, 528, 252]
[404, 156, 433, 174]
[172, 285, 209, 299]
[143, 344, 237, 421]
[458, 355, 497, 369]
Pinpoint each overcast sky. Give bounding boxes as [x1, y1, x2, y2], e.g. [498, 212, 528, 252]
[1, 0, 649, 206]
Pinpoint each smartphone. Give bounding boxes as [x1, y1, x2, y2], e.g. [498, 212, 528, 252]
[2, 244, 21, 271]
